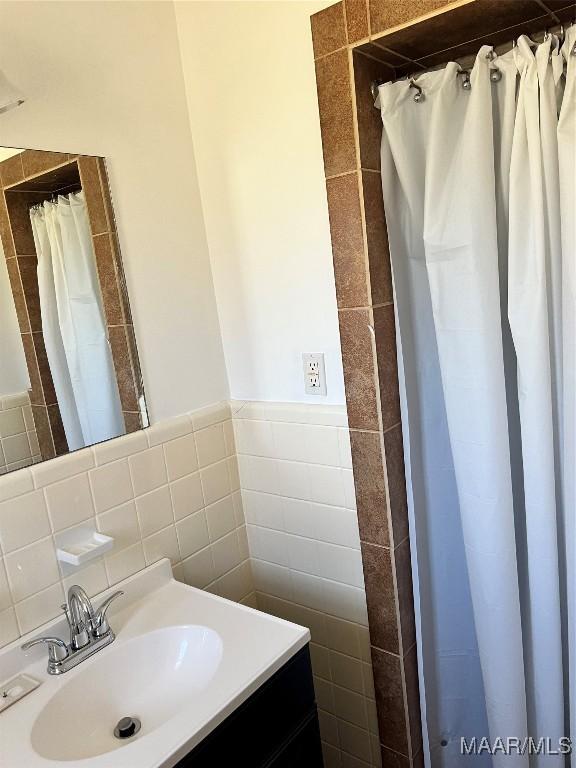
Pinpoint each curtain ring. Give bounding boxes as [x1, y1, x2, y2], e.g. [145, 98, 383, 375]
[409, 78, 425, 103]
[490, 66, 502, 83]
[370, 78, 384, 102]
[459, 69, 472, 90]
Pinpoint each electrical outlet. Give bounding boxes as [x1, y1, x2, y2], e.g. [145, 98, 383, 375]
[308, 373, 320, 388]
[305, 359, 320, 375]
[302, 353, 327, 396]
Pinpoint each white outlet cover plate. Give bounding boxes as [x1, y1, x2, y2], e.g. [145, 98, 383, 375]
[302, 353, 327, 396]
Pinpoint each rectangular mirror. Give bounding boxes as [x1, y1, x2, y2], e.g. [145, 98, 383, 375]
[0, 147, 148, 474]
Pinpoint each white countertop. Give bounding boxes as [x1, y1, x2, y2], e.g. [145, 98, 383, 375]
[0, 560, 309, 768]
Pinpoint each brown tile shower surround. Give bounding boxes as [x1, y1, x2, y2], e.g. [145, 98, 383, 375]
[0, 150, 144, 460]
[311, 0, 576, 764]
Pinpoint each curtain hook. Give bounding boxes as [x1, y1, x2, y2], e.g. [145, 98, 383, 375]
[409, 78, 425, 103]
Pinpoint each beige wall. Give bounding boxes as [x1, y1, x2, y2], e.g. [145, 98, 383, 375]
[175, 1, 345, 405]
[0, 1, 229, 422]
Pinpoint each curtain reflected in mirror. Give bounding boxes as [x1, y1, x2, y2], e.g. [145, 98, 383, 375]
[0, 147, 147, 474]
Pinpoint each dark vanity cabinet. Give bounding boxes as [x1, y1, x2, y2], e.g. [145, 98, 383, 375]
[175, 646, 323, 767]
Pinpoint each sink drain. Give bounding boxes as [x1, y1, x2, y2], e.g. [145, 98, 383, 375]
[114, 716, 141, 739]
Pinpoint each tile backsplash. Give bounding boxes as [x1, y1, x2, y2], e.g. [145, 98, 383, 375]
[0, 401, 253, 646]
[232, 401, 380, 768]
[0, 392, 40, 474]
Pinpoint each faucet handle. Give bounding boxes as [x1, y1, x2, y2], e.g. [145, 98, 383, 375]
[21, 636, 68, 663]
[92, 590, 124, 637]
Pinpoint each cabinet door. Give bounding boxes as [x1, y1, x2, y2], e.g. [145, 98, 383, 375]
[266, 712, 324, 768]
[177, 647, 320, 767]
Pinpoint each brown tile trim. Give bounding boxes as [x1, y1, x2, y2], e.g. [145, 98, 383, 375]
[350, 428, 389, 545]
[77, 156, 108, 236]
[315, 49, 358, 178]
[123, 411, 143, 433]
[0, 192, 16, 259]
[403, 643, 423, 758]
[361, 170, 393, 305]
[361, 541, 399, 653]
[0, 154, 24, 187]
[338, 308, 380, 430]
[313, 45, 349, 64]
[368, 0, 455, 37]
[371, 646, 409, 755]
[111, 233, 133, 325]
[411, 749, 425, 768]
[326, 168, 362, 182]
[108, 326, 139, 412]
[345, 0, 370, 43]
[97, 158, 117, 233]
[30, 405, 55, 461]
[93, 233, 124, 326]
[20, 150, 69, 179]
[17, 255, 41, 333]
[5, 256, 30, 334]
[125, 324, 145, 398]
[380, 745, 410, 767]
[311, 4, 424, 758]
[383, 423, 409, 545]
[326, 171, 370, 309]
[394, 537, 416, 655]
[5, 190, 45, 256]
[47, 403, 69, 457]
[31, 332, 57, 406]
[311, 1, 347, 59]
[21, 333, 44, 406]
[352, 50, 391, 172]
[373, 303, 401, 430]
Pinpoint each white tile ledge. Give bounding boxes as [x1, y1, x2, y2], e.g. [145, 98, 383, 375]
[230, 400, 348, 427]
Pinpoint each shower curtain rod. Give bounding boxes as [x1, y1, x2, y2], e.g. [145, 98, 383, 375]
[370, 20, 576, 102]
[28, 184, 82, 209]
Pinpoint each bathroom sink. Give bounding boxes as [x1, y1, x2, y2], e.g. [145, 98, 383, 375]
[31, 625, 223, 761]
[0, 559, 309, 768]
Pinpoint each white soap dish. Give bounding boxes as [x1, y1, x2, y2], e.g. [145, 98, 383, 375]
[0, 674, 41, 714]
[55, 527, 114, 567]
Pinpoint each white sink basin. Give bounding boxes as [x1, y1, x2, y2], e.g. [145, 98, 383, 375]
[0, 560, 309, 768]
[32, 625, 223, 761]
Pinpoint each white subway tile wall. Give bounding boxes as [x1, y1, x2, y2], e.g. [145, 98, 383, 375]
[232, 401, 379, 768]
[0, 393, 40, 475]
[0, 401, 254, 650]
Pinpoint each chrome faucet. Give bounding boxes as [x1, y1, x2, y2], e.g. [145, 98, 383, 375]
[21, 585, 123, 675]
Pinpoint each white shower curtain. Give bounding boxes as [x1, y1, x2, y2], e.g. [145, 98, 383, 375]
[378, 28, 575, 768]
[30, 192, 124, 451]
